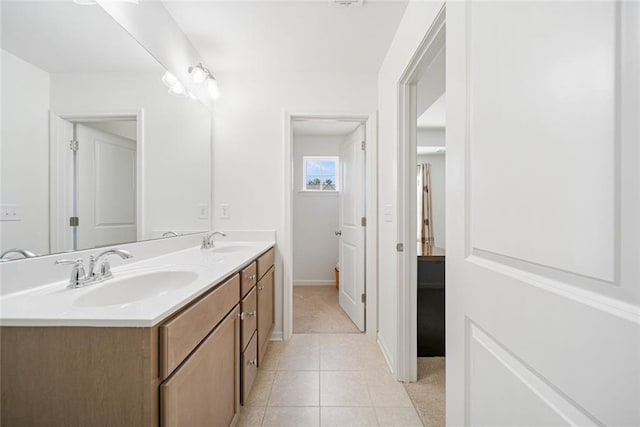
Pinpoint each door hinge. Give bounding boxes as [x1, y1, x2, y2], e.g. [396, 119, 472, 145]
[361, 217, 366, 227]
[69, 216, 79, 227]
[361, 293, 366, 303]
[396, 243, 404, 252]
[361, 141, 366, 151]
[69, 140, 79, 152]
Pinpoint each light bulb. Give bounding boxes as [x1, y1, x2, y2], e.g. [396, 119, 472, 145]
[189, 65, 207, 84]
[186, 90, 197, 101]
[161, 71, 178, 88]
[207, 78, 220, 100]
[168, 81, 186, 96]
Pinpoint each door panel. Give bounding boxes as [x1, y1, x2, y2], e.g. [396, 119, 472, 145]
[447, 2, 640, 426]
[338, 125, 366, 331]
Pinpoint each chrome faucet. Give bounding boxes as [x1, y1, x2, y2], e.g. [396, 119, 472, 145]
[56, 249, 133, 288]
[0, 248, 37, 261]
[162, 231, 179, 238]
[201, 231, 226, 249]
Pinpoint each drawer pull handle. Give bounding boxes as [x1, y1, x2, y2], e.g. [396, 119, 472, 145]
[249, 360, 257, 366]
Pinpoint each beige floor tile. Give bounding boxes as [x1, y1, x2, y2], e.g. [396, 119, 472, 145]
[293, 286, 360, 334]
[245, 370, 276, 407]
[320, 371, 371, 407]
[260, 341, 286, 371]
[367, 376, 413, 408]
[236, 406, 266, 427]
[278, 334, 320, 371]
[320, 407, 379, 427]
[262, 407, 320, 426]
[268, 371, 320, 407]
[375, 407, 423, 427]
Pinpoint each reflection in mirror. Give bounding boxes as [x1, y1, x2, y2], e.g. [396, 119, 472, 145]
[1, 1, 212, 260]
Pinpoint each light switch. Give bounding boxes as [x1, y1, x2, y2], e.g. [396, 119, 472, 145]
[0, 204, 21, 221]
[198, 204, 209, 220]
[220, 204, 230, 219]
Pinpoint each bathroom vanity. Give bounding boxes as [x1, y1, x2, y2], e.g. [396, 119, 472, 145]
[0, 241, 275, 427]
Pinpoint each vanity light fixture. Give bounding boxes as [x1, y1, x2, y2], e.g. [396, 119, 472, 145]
[73, 0, 139, 5]
[161, 71, 186, 96]
[188, 63, 221, 101]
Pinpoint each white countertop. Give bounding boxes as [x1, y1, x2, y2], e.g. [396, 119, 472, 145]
[0, 241, 274, 327]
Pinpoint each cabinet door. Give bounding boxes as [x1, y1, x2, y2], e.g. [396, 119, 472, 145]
[161, 307, 240, 427]
[241, 287, 258, 351]
[240, 331, 258, 405]
[257, 267, 274, 364]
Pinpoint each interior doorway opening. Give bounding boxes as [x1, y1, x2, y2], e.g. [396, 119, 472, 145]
[282, 112, 378, 341]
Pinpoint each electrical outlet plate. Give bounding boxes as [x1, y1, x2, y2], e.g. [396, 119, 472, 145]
[220, 204, 230, 219]
[198, 204, 209, 220]
[0, 204, 22, 221]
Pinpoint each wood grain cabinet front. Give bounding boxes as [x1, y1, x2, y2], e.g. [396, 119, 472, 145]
[240, 331, 258, 405]
[161, 307, 240, 427]
[256, 248, 274, 280]
[240, 286, 258, 351]
[240, 262, 257, 298]
[257, 266, 275, 364]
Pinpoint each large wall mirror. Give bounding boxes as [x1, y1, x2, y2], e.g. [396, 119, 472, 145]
[1, 1, 212, 261]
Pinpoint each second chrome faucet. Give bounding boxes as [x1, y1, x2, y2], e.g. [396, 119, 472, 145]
[56, 249, 133, 288]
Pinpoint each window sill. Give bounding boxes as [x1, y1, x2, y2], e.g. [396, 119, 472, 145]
[297, 190, 339, 196]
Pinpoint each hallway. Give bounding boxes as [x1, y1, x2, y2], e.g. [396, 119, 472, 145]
[237, 334, 423, 426]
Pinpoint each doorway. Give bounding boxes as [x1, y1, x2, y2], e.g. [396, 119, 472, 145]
[49, 112, 144, 253]
[282, 112, 378, 341]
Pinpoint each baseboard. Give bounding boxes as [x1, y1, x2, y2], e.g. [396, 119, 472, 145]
[293, 280, 336, 287]
[377, 332, 395, 376]
[270, 330, 283, 341]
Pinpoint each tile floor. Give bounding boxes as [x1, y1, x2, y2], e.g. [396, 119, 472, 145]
[237, 334, 424, 427]
[293, 286, 359, 334]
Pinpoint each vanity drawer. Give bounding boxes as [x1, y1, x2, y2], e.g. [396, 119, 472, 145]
[240, 262, 257, 297]
[257, 248, 274, 280]
[240, 331, 258, 405]
[241, 287, 258, 351]
[160, 274, 240, 379]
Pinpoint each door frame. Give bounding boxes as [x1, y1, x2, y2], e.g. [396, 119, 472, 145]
[49, 110, 145, 253]
[282, 110, 378, 340]
[396, 6, 446, 382]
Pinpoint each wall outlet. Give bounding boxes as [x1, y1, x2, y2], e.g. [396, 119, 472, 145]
[198, 204, 209, 220]
[0, 204, 22, 221]
[220, 204, 230, 219]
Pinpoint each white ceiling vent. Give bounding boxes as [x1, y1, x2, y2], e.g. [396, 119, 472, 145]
[329, 0, 364, 7]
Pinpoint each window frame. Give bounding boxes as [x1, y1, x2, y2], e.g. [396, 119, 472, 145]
[302, 156, 340, 192]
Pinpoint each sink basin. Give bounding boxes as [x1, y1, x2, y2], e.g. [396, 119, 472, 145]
[210, 245, 255, 254]
[73, 270, 198, 308]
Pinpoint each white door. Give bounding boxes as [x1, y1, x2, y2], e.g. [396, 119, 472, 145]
[338, 125, 366, 331]
[75, 124, 137, 249]
[49, 114, 75, 253]
[447, 2, 639, 426]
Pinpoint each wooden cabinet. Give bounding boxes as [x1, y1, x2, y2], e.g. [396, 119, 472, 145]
[257, 266, 275, 364]
[161, 307, 240, 427]
[0, 244, 275, 426]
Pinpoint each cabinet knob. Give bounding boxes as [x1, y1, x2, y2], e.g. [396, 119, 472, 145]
[239, 312, 245, 320]
[258, 285, 264, 291]
[249, 311, 256, 317]
[249, 360, 257, 366]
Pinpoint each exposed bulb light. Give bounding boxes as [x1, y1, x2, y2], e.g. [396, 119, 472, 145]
[161, 71, 186, 96]
[207, 78, 220, 100]
[188, 64, 207, 84]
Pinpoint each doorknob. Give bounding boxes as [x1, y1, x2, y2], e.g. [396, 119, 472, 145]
[335, 230, 342, 236]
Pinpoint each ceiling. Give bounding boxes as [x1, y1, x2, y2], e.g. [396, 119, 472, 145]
[293, 119, 361, 136]
[417, 93, 446, 128]
[163, 1, 409, 73]
[1, 1, 161, 73]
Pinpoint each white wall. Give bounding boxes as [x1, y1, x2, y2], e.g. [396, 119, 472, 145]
[49, 72, 212, 240]
[417, 128, 445, 147]
[0, 50, 51, 255]
[84, 120, 137, 141]
[211, 71, 377, 338]
[417, 153, 445, 249]
[416, 46, 445, 117]
[292, 135, 341, 285]
[377, 1, 444, 373]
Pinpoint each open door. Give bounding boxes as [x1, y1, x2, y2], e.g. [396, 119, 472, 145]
[447, 2, 639, 426]
[338, 124, 366, 331]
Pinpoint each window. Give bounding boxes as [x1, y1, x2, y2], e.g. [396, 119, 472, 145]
[302, 156, 339, 191]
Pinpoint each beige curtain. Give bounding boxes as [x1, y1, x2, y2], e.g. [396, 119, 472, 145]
[419, 163, 434, 253]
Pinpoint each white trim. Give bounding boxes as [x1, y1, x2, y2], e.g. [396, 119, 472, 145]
[49, 110, 145, 251]
[293, 280, 336, 287]
[377, 332, 395, 375]
[396, 6, 446, 383]
[283, 110, 378, 341]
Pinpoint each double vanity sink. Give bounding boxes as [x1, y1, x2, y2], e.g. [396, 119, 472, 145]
[0, 239, 276, 427]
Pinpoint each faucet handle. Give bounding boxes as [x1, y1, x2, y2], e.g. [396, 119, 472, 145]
[55, 258, 86, 288]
